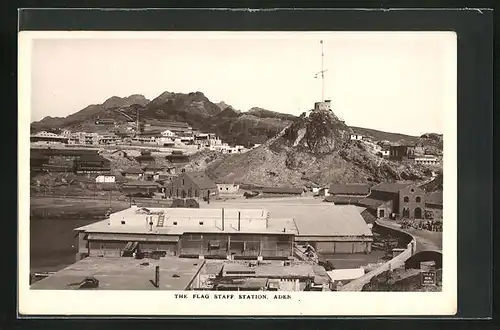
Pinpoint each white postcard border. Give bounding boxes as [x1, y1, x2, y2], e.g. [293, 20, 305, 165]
[18, 31, 457, 316]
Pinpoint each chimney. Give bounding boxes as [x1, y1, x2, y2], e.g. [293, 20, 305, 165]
[238, 211, 241, 231]
[222, 208, 225, 231]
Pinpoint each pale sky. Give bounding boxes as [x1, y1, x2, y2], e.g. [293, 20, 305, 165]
[28, 32, 455, 135]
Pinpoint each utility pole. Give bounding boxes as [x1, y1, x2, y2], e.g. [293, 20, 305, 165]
[136, 107, 139, 135]
[108, 189, 112, 211]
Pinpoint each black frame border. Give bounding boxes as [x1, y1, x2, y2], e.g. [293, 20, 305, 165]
[8, 6, 494, 324]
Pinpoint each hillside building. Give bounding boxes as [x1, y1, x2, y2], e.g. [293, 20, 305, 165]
[216, 183, 240, 195]
[143, 163, 165, 181]
[389, 145, 416, 161]
[358, 182, 427, 219]
[95, 118, 115, 126]
[194, 133, 221, 147]
[30, 131, 69, 145]
[350, 134, 363, 141]
[121, 180, 162, 197]
[414, 155, 440, 166]
[135, 150, 155, 165]
[324, 183, 371, 205]
[95, 174, 116, 183]
[121, 167, 144, 180]
[161, 129, 176, 138]
[98, 134, 120, 145]
[260, 187, 304, 196]
[74, 154, 111, 174]
[165, 151, 190, 165]
[165, 171, 218, 200]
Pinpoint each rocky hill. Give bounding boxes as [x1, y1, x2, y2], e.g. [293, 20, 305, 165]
[31, 91, 294, 147]
[32, 95, 150, 132]
[205, 107, 434, 187]
[31, 90, 442, 152]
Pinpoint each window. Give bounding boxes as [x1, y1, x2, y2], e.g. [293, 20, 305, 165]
[199, 221, 204, 225]
[182, 179, 185, 185]
[173, 222, 178, 225]
[226, 187, 229, 191]
[121, 220, 126, 225]
[379, 209, 385, 218]
[195, 189, 199, 197]
[220, 187, 223, 191]
[410, 188, 415, 193]
[416, 196, 421, 203]
[403, 196, 409, 202]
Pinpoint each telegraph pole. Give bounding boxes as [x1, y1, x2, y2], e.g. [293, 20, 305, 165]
[136, 108, 140, 136]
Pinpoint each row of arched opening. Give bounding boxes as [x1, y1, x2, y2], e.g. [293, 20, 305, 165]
[403, 196, 422, 203]
[401, 207, 423, 219]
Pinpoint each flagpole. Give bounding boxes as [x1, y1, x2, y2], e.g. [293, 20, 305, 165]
[321, 40, 324, 102]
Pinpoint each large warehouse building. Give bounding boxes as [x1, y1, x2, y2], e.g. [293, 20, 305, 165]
[74, 206, 298, 261]
[74, 200, 373, 263]
[205, 202, 373, 254]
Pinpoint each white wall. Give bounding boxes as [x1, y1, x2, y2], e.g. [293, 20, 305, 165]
[96, 175, 115, 183]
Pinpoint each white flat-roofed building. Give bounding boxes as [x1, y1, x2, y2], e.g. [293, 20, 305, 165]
[202, 202, 373, 255]
[74, 206, 298, 261]
[161, 129, 176, 138]
[414, 155, 440, 166]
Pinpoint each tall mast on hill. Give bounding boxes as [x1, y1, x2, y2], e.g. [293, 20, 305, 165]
[314, 40, 328, 102]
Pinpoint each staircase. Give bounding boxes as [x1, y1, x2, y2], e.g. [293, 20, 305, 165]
[122, 241, 139, 257]
[157, 214, 165, 227]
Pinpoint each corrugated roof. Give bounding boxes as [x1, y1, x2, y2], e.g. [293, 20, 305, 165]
[328, 183, 370, 196]
[122, 180, 160, 188]
[293, 206, 372, 237]
[87, 233, 179, 242]
[143, 164, 164, 171]
[324, 195, 364, 204]
[77, 154, 110, 162]
[122, 167, 144, 174]
[261, 187, 304, 194]
[357, 198, 387, 208]
[371, 182, 414, 193]
[185, 171, 217, 190]
[199, 202, 373, 238]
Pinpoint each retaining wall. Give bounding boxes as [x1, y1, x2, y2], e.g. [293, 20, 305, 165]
[339, 221, 417, 291]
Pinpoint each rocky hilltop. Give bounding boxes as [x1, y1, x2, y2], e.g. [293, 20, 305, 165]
[205, 107, 434, 187]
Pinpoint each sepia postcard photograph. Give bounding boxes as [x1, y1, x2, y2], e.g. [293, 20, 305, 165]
[18, 30, 457, 316]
